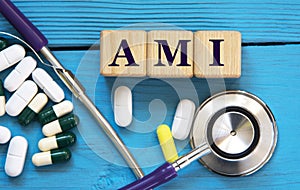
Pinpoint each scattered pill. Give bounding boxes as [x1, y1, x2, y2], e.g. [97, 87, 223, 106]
[5, 136, 28, 177]
[157, 124, 179, 163]
[32, 68, 65, 102]
[0, 44, 26, 72]
[38, 100, 73, 125]
[42, 114, 79, 137]
[0, 80, 5, 116]
[114, 86, 132, 127]
[171, 99, 196, 140]
[6, 80, 38, 116]
[18, 93, 48, 126]
[0, 126, 11, 144]
[4, 56, 37, 92]
[32, 148, 71, 167]
[38, 131, 76, 152]
[0, 37, 8, 51]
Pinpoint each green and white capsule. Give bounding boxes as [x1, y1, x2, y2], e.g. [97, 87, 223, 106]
[18, 93, 48, 126]
[38, 100, 73, 125]
[0, 80, 5, 116]
[32, 148, 71, 167]
[42, 114, 79, 137]
[38, 131, 76, 152]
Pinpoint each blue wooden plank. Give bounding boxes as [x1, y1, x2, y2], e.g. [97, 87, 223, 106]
[0, 43, 299, 189]
[0, 0, 299, 46]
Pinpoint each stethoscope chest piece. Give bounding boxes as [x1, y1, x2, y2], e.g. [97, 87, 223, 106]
[191, 91, 277, 176]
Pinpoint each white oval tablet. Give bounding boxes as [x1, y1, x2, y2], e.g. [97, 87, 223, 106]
[4, 56, 37, 92]
[0, 44, 26, 72]
[171, 99, 196, 140]
[5, 136, 28, 177]
[114, 86, 132, 127]
[0, 126, 11, 144]
[6, 80, 38, 116]
[32, 68, 64, 102]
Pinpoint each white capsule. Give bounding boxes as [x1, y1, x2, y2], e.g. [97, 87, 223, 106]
[32, 68, 64, 102]
[5, 136, 28, 177]
[0, 44, 26, 72]
[6, 80, 38, 116]
[171, 99, 196, 140]
[114, 86, 132, 127]
[0, 126, 11, 144]
[4, 56, 37, 92]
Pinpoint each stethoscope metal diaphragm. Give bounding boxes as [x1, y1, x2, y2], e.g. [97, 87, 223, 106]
[191, 91, 277, 176]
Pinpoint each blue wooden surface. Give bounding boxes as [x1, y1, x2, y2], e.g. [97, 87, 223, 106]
[0, 0, 299, 189]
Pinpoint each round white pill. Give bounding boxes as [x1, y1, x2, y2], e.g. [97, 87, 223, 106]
[0, 126, 11, 144]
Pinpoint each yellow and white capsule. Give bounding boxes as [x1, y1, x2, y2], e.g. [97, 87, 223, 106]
[157, 124, 179, 163]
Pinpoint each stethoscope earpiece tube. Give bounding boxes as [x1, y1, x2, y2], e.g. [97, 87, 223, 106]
[0, 0, 48, 51]
[118, 162, 178, 190]
[119, 143, 211, 189]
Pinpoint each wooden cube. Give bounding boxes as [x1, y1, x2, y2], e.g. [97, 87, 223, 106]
[100, 30, 147, 77]
[147, 31, 193, 78]
[194, 31, 241, 78]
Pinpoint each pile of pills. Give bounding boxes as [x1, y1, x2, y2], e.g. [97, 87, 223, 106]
[113, 86, 196, 163]
[0, 40, 79, 177]
[32, 101, 78, 167]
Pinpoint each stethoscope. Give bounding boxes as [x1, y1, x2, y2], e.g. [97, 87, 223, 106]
[120, 91, 278, 190]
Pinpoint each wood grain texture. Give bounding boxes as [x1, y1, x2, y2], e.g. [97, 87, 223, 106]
[194, 31, 241, 78]
[147, 31, 193, 78]
[0, 0, 299, 47]
[100, 30, 147, 76]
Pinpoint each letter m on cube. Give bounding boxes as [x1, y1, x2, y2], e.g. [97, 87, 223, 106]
[147, 31, 193, 78]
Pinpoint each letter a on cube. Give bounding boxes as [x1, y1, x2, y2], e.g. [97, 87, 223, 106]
[100, 30, 147, 77]
[147, 31, 193, 78]
[194, 31, 241, 78]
